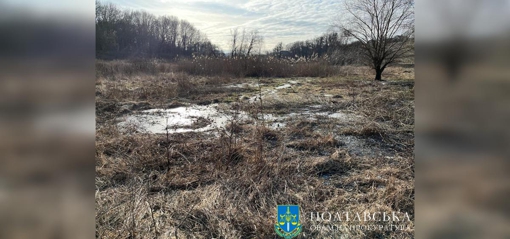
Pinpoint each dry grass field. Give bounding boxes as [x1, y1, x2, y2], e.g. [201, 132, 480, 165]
[96, 59, 414, 238]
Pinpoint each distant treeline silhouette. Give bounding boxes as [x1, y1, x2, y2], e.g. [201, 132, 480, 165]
[96, 1, 220, 60]
[271, 33, 365, 65]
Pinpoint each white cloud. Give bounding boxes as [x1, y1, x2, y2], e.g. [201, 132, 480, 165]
[111, 0, 346, 52]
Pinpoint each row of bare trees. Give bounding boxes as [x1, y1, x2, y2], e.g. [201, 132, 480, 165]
[229, 28, 264, 58]
[96, 1, 220, 59]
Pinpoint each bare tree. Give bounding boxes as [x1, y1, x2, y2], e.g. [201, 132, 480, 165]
[245, 30, 263, 56]
[230, 28, 239, 58]
[338, 0, 414, 80]
[238, 28, 246, 56]
[158, 16, 178, 45]
[179, 20, 194, 51]
[230, 28, 263, 58]
[272, 42, 284, 58]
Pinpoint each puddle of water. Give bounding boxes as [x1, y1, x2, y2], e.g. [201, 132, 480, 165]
[118, 104, 246, 134]
[275, 84, 292, 89]
[118, 99, 363, 134]
[224, 83, 246, 88]
[329, 112, 362, 121]
[245, 80, 302, 103]
[224, 82, 263, 89]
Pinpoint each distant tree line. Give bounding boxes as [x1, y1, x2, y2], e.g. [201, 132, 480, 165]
[271, 32, 367, 65]
[271, 32, 413, 69]
[96, 1, 220, 59]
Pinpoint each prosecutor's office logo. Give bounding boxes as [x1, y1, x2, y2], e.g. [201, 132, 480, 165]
[275, 205, 302, 239]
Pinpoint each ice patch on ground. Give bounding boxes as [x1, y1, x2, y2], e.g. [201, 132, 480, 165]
[275, 84, 292, 89]
[118, 104, 246, 134]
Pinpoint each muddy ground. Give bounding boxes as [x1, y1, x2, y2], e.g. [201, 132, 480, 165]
[96, 64, 414, 238]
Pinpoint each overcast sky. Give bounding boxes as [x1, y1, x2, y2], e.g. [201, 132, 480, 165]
[106, 0, 346, 52]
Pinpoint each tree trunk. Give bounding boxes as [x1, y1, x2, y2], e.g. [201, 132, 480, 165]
[375, 68, 383, 81]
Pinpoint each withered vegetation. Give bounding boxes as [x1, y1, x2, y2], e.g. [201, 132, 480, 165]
[96, 59, 414, 238]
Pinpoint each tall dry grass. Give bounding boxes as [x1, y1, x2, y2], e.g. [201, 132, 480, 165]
[96, 59, 174, 78]
[177, 56, 339, 78]
[96, 110, 414, 238]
